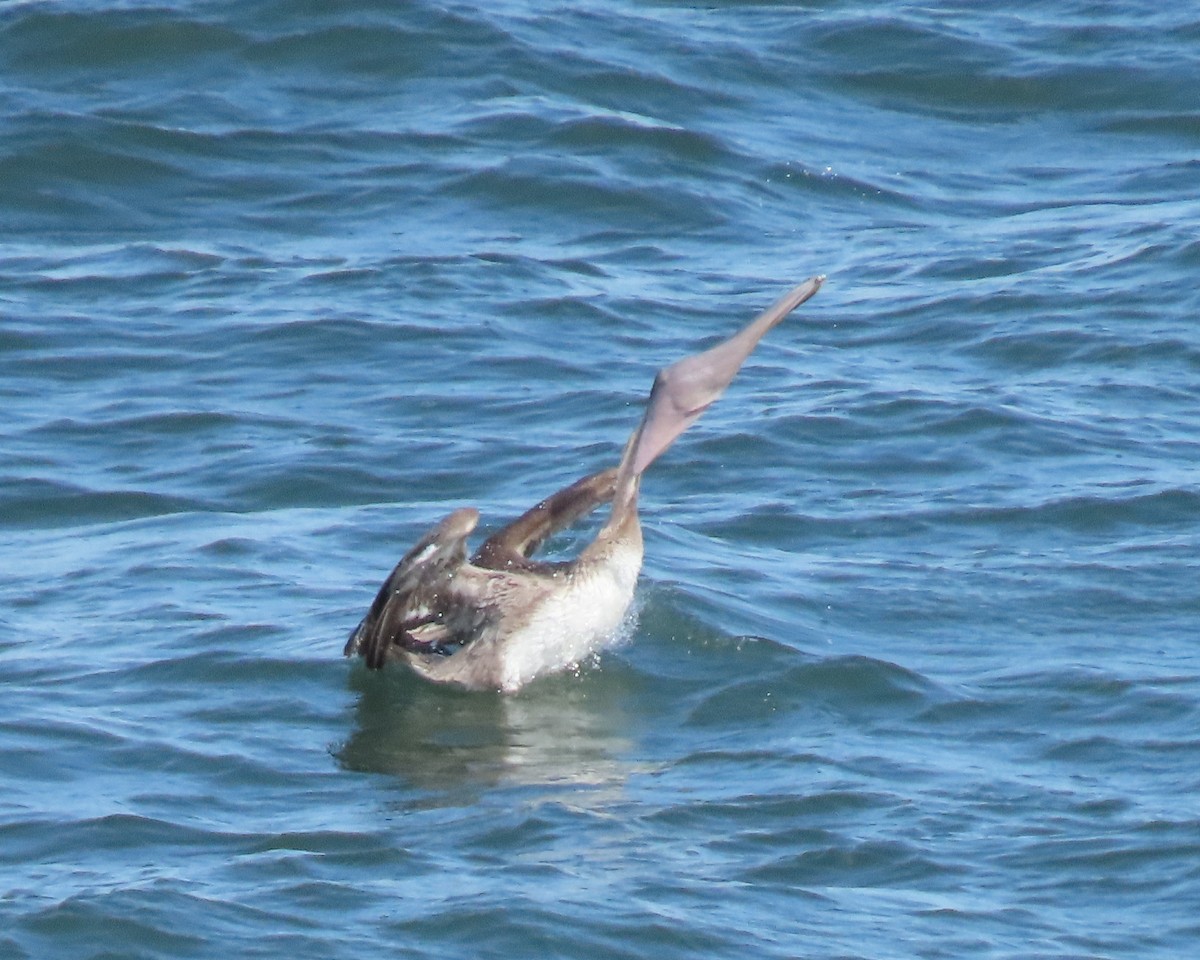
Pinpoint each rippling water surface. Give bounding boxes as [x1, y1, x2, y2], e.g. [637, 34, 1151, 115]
[3, 1, 1200, 957]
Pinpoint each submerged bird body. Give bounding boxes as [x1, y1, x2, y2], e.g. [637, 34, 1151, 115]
[345, 277, 824, 691]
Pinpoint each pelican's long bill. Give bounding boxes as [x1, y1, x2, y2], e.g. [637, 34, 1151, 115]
[627, 276, 825, 477]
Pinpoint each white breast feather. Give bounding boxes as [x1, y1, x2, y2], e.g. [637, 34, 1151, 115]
[497, 541, 642, 692]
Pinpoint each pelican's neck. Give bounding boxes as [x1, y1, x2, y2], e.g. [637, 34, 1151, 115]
[601, 425, 643, 538]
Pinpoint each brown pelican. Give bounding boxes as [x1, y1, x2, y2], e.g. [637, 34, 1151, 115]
[345, 276, 824, 692]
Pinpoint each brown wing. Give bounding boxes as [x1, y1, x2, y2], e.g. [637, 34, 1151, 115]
[345, 507, 491, 669]
[471, 468, 618, 572]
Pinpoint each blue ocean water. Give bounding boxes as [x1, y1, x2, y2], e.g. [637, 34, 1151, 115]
[3, 1, 1200, 957]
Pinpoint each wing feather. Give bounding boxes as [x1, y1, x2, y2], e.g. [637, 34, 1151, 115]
[345, 508, 486, 669]
[472, 468, 617, 571]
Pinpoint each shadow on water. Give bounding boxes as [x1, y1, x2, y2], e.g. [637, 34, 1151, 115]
[334, 661, 641, 795]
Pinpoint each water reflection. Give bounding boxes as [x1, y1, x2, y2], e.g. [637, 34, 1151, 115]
[335, 661, 641, 796]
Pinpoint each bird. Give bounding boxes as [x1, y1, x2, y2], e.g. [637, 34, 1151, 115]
[344, 276, 824, 692]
